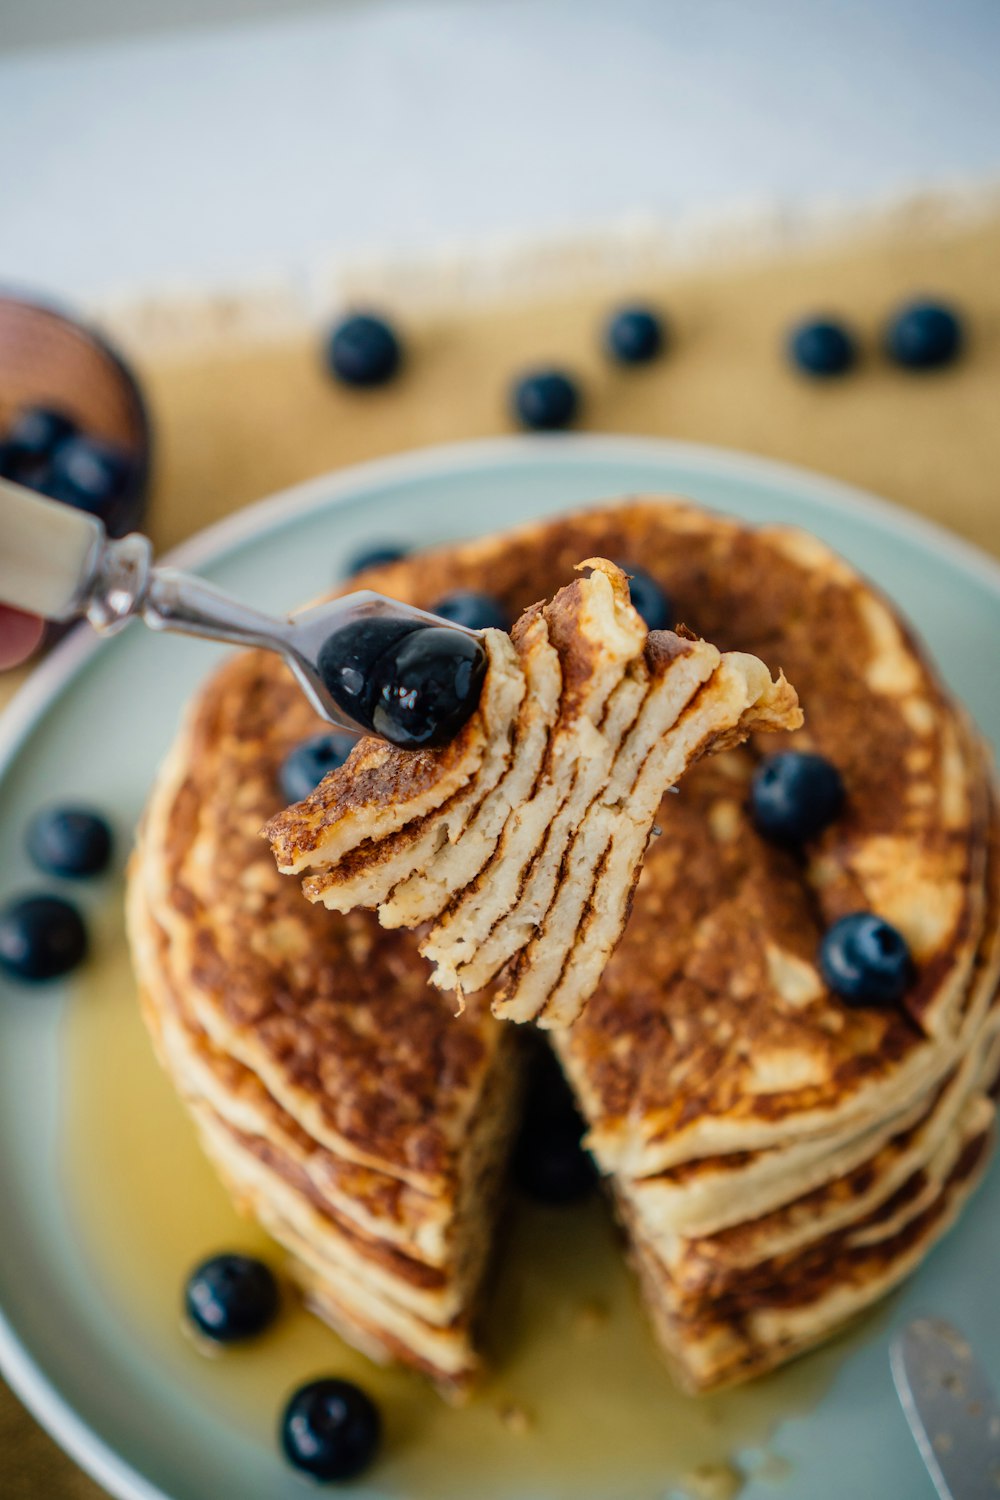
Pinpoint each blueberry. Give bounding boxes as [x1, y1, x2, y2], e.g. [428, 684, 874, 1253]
[41, 433, 133, 518]
[26, 806, 113, 879]
[617, 563, 672, 631]
[4, 405, 78, 468]
[370, 627, 487, 749]
[184, 1253, 279, 1343]
[0, 894, 88, 982]
[520, 1038, 581, 1128]
[513, 1041, 597, 1204]
[17, 468, 60, 494]
[344, 542, 408, 577]
[605, 306, 666, 365]
[751, 752, 845, 845]
[317, 616, 425, 732]
[511, 370, 580, 431]
[788, 318, 857, 378]
[279, 732, 356, 804]
[281, 1377, 381, 1481]
[513, 1115, 598, 1205]
[327, 313, 402, 388]
[819, 912, 912, 1006]
[885, 300, 963, 370]
[430, 590, 511, 632]
[319, 619, 487, 749]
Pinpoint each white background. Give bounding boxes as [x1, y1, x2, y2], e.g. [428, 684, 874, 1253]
[0, 0, 999, 303]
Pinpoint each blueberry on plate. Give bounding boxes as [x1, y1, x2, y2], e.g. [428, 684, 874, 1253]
[605, 306, 666, 365]
[326, 313, 402, 388]
[281, 1377, 381, 1481]
[520, 1038, 584, 1130]
[885, 299, 963, 370]
[0, 894, 88, 982]
[617, 563, 673, 631]
[750, 752, 845, 845]
[41, 433, 133, 518]
[279, 732, 357, 805]
[513, 1114, 598, 1205]
[513, 1041, 597, 1204]
[511, 369, 581, 431]
[369, 626, 488, 749]
[27, 806, 113, 878]
[184, 1253, 279, 1343]
[819, 912, 912, 1006]
[3, 405, 78, 471]
[430, 590, 511, 632]
[787, 318, 857, 378]
[343, 542, 408, 577]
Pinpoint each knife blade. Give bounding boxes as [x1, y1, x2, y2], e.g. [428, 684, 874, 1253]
[890, 1318, 1000, 1500]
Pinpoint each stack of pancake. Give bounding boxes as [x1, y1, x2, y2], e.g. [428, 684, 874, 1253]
[266, 560, 801, 1028]
[128, 499, 999, 1397]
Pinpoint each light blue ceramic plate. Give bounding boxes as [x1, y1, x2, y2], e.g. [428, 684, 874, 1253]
[1, 436, 998, 1500]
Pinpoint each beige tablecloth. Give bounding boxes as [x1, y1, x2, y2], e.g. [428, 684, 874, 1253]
[2, 207, 999, 1496]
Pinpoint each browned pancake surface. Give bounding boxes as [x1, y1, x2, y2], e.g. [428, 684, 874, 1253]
[151, 647, 501, 1191]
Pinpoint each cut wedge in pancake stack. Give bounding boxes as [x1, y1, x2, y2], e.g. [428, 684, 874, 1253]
[266, 560, 802, 1028]
[129, 498, 999, 1400]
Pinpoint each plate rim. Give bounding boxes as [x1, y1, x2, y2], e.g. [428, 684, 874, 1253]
[2, 430, 999, 1500]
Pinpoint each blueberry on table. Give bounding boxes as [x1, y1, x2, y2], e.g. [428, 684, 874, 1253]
[430, 590, 511, 632]
[279, 733, 357, 805]
[751, 752, 845, 846]
[326, 313, 402, 388]
[343, 542, 408, 577]
[617, 563, 672, 631]
[3, 405, 78, 470]
[605, 306, 666, 365]
[885, 300, 963, 370]
[27, 806, 113, 878]
[819, 912, 912, 1006]
[370, 627, 487, 749]
[511, 369, 581, 430]
[41, 433, 133, 518]
[0, 894, 88, 982]
[184, 1253, 279, 1343]
[281, 1377, 381, 1481]
[787, 318, 857, 378]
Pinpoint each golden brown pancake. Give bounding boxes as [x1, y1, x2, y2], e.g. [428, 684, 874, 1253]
[129, 497, 996, 1397]
[267, 561, 801, 1027]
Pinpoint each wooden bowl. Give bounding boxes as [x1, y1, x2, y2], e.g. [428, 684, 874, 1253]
[0, 291, 152, 536]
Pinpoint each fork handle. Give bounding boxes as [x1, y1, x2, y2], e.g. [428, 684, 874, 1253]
[0, 477, 292, 652]
[0, 480, 106, 619]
